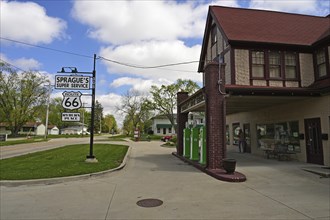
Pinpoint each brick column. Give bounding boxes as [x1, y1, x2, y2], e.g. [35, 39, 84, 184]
[176, 92, 189, 156]
[204, 62, 226, 169]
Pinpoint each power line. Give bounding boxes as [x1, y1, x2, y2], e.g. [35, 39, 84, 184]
[98, 56, 199, 69]
[0, 37, 94, 59]
[1, 37, 199, 73]
[0, 59, 26, 72]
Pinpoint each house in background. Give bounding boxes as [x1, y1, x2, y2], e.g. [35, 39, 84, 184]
[177, 6, 329, 167]
[151, 113, 204, 135]
[19, 122, 45, 136]
[47, 125, 59, 135]
[61, 123, 89, 135]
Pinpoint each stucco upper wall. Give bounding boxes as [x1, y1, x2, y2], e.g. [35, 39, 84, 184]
[234, 49, 249, 85]
[300, 53, 315, 87]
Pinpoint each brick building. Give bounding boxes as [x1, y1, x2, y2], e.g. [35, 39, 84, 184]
[176, 6, 330, 171]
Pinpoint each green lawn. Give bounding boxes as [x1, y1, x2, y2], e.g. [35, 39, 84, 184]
[0, 144, 128, 180]
[0, 138, 47, 147]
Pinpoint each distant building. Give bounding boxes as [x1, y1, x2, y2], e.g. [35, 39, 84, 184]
[150, 113, 204, 135]
[47, 125, 60, 135]
[61, 123, 89, 135]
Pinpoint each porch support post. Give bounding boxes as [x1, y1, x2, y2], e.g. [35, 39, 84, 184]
[176, 92, 189, 156]
[204, 62, 226, 170]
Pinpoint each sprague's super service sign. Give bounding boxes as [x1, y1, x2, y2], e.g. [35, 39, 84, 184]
[55, 75, 90, 90]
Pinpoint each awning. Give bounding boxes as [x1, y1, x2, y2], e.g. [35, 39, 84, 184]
[156, 124, 172, 129]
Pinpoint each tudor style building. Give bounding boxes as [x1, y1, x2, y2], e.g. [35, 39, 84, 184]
[176, 6, 330, 169]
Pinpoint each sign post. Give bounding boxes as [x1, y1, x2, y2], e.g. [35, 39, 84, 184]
[56, 54, 98, 163]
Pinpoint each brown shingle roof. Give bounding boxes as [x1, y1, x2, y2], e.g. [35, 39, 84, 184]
[210, 6, 330, 46]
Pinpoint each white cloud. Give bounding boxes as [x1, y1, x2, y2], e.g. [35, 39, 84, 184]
[96, 93, 124, 127]
[1, 0, 67, 44]
[110, 77, 172, 94]
[0, 53, 42, 70]
[249, 0, 328, 15]
[99, 40, 202, 83]
[71, 0, 208, 44]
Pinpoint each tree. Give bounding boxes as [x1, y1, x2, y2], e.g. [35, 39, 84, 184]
[0, 63, 49, 136]
[104, 114, 117, 134]
[148, 79, 200, 131]
[117, 90, 153, 135]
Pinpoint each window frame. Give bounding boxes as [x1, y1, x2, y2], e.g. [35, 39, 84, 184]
[249, 50, 299, 82]
[250, 50, 266, 79]
[314, 47, 329, 80]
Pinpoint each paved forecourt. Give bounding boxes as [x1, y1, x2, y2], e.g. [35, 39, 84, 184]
[1, 140, 329, 220]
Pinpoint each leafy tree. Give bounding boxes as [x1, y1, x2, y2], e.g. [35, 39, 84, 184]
[0, 63, 48, 136]
[104, 114, 117, 134]
[148, 79, 199, 131]
[117, 90, 153, 135]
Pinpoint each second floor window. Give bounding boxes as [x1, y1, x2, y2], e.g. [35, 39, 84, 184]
[316, 48, 327, 78]
[252, 51, 265, 78]
[285, 52, 297, 79]
[269, 51, 281, 78]
[251, 50, 298, 80]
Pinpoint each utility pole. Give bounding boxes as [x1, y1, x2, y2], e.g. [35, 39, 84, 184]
[44, 82, 51, 139]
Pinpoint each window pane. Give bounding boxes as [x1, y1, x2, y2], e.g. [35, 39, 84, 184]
[316, 49, 327, 78]
[318, 63, 327, 77]
[252, 51, 265, 77]
[269, 52, 280, 65]
[252, 65, 264, 77]
[270, 66, 280, 78]
[285, 67, 296, 78]
[285, 53, 296, 79]
[316, 50, 326, 65]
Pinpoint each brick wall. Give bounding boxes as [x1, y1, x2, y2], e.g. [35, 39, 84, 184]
[204, 62, 226, 169]
[176, 92, 189, 156]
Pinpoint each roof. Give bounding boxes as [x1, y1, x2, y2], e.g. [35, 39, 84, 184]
[210, 6, 329, 46]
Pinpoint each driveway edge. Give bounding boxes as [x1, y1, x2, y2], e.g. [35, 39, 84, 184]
[0, 146, 131, 187]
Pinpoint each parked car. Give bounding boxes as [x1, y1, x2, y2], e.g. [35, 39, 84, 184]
[161, 135, 173, 142]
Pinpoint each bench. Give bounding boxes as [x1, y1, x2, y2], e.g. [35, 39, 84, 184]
[263, 144, 296, 161]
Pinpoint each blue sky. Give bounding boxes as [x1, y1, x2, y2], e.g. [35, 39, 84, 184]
[1, 0, 329, 125]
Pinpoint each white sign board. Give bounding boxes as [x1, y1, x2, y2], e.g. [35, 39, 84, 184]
[62, 91, 82, 110]
[62, 113, 81, 122]
[55, 75, 90, 90]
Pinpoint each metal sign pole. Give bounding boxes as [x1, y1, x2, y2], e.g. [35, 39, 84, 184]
[87, 54, 97, 161]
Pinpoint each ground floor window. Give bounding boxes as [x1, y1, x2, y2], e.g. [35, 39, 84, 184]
[256, 121, 300, 152]
[232, 123, 240, 145]
[157, 128, 160, 134]
[168, 127, 172, 133]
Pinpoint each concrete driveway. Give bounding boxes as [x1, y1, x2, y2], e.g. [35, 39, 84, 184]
[1, 140, 329, 220]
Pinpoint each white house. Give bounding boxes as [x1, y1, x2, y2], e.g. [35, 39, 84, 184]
[151, 113, 204, 136]
[47, 125, 59, 135]
[61, 123, 89, 135]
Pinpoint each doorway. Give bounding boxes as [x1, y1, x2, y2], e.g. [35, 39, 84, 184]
[243, 123, 251, 153]
[304, 118, 324, 165]
[163, 128, 166, 135]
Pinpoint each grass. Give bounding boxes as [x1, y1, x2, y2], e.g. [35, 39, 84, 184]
[0, 138, 47, 147]
[0, 144, 128, 180]
[108, 134, 129, 141]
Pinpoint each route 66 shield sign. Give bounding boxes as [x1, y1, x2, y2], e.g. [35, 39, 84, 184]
[62, 91, 82, 110]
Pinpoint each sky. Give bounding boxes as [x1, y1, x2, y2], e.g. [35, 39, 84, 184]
[1, 0, 329, 127]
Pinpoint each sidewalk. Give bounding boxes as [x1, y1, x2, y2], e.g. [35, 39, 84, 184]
[1, 140, 329, 220]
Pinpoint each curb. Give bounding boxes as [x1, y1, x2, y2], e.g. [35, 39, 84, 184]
[0, 146, 131, 187]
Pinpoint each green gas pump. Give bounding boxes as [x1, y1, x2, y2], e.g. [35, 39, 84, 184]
[190, 127, 199, 160]
[183, 128, 191, 158]
[199, 126, 206, 165]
